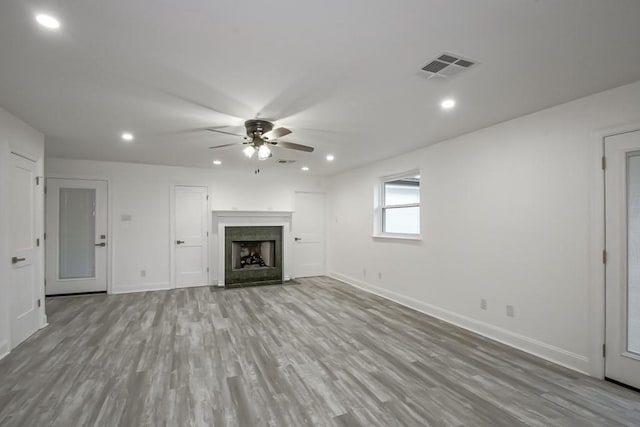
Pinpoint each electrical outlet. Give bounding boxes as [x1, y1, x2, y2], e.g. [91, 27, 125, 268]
[480, 299, 487, 310]
[140, 270, 146, 277]
[506, 305, 515, 317]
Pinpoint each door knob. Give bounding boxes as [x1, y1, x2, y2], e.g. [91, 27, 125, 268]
[294, 237, 302, 241]
[176, 240, 185, 245]
[11, 256, 26, 264]
[94, 242, 107, 247]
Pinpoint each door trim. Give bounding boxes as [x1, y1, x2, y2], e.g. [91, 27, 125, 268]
[593, 121, 640, 379]
[170, 184, 210, 289]
[45, 175, 112, 294]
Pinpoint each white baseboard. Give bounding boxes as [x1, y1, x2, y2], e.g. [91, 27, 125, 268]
[329, 272, 591, 376]
[111, 282, 172, 294]
[0, 340, 9, 361]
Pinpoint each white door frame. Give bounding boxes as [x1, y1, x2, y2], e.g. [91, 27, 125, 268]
[45, 175, 112, 294]
[45, 178, 109, 295]
[169, 184, 210, 289]
[590, 121, 640, 379]
[8, 147, 46, 341]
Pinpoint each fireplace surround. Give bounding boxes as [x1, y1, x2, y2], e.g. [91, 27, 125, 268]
[225, 226, 282, 287]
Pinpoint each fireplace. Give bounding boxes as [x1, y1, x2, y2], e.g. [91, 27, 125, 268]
[224, 226, 283, 287]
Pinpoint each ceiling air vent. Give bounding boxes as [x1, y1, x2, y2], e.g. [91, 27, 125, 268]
[421, 53, 477, 80]
[277, 159, 296, 164]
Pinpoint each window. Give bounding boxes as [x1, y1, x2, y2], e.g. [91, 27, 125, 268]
[379, 172, 420, 236]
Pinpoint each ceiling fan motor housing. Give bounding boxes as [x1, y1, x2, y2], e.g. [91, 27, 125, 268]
[244, 119, 274, 138]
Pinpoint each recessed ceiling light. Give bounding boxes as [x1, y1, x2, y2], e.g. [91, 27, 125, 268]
[326, 154, 335, 162]
[301, 166, 309, 171]
[121, 132, 134, 141]
[35, 14, 61, 30]
[213, 160, 222, 165]
[441, 98, 456, 110]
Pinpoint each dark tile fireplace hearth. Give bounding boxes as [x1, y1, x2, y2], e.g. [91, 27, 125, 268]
[225, 226, 283, 287]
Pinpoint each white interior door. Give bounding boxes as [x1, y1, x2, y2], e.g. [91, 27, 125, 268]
[605, 129, 640, 389]
[293, 192, 326, 278]
[9, 154, 40, 347]
[45, 179, 108, 295]
[174, 186, 208, 288]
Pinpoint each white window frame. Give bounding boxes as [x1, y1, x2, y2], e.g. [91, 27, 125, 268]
[373, 169, 422, 240]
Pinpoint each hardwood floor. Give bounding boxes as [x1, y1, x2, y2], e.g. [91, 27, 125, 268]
[1, 276, 639, 426]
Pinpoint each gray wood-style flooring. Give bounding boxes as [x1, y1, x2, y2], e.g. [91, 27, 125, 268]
[1, 276, 639, 426]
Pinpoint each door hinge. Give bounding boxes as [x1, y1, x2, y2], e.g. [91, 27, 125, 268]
[36, 238, 40, 247]
[36, 176, 41, 185]
[602, 156, 607, 170]
[44, 186, 47, 194]
[44, 232, 47, 240]
[207, 231, 209, 237]
[206, 195, 209, 200]
[603, 249, 607, 264]
[37, 299, 41, 308]
[603, 343, 606, 358]
[207, 267, 209, 272]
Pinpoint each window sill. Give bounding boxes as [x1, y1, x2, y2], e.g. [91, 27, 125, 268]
[372, 233, 422, 241]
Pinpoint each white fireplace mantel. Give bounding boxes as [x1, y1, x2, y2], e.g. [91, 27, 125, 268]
[212, 210, 293, 287]
[213, 210, 294, 217]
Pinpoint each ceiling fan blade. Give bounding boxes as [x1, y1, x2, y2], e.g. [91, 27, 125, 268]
[208, 142, 244, 149]
[206, 128, 246, 137]
[272, 141, 314, 152]
[264, 127, 292, 140]
[166, 125, 230, 135]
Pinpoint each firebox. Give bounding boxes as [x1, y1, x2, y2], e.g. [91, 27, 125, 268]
[232, 240, 275, 270]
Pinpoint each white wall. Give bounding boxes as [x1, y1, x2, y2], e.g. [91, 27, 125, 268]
[45, 158, 327, 294]
[328, 80, 640, 376]
[0, 107, 45, 359]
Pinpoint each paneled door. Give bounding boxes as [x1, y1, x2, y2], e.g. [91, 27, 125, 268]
[45, 179, 108, 295]
[293, 192, 326, 278]
[605, 129, 640, 389]
[174, 186, 209, 288]
[9, 153, 41, 347]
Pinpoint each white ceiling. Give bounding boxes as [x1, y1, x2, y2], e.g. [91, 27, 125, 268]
[1, 0, 640, 175]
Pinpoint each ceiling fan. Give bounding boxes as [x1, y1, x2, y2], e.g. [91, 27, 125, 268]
[207, 119, 314, 160]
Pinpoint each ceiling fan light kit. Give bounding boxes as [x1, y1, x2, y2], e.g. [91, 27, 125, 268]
[243, 146, 255, 158]
[257, 145, 272, 160]
[208, 119, 314, 164]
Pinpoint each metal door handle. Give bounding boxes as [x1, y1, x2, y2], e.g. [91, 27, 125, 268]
[94, 242, 106, 247]
[176, 240, 185, 245]
[11, 257, 26, 264]
[294, 237, 302, 241]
